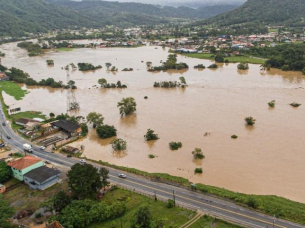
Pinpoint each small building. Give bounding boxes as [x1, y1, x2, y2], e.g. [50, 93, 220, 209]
[52, 120, 81, 137]
[24, 166, 60, 190]
[15, 118, 39, 127]
[25, 121, 40, 131]
[0, 72, 9, 81]
[7, 155, 45, 181]
[62, 146, 80, 154]
[0, 184, 6, 193]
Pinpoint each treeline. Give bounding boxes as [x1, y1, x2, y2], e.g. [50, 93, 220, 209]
[78, 63, 102, 71]
[4, 67, 75, 88]
[241, 43, 305, 72]
[17, 42, 43, 56]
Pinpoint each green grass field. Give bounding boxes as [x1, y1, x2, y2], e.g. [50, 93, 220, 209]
[183, 53, 266, 65]
[189, 215, 244, 228]
[88, 188, 195, 228]
[0, 81, 28, 100]
[56, 47, 74, 51]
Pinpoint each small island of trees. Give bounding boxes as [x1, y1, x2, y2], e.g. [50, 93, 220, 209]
[17, 41, 43, 56]
[78, 63, 102, 71]
[98, 78, 127, 88]
[154, 77, 187, 88]
[207, 63, 218, 69]
[194, 64, 205, 69]
[46, 60, 54, 66]
[144, 129, 159, 141]
[148, 54, 188, 72]
[237, 62, 249, 70]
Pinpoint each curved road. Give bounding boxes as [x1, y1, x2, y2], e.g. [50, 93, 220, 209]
[0, 105, 304, 228]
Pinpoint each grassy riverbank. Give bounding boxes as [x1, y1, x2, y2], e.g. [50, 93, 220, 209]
[89, 188, 195, 228]
[182, 53, 266, 65]
[189, 215, 243, 228]
[0, 81, 28, 100]
[89, 159, 305, 225]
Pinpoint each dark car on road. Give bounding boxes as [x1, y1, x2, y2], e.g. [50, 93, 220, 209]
[6, 135, 11, 139]
[67, 154, 72, 158]
[2, 122, 5, 126]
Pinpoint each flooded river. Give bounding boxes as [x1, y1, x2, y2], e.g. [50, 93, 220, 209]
[1, 41, 305, 203]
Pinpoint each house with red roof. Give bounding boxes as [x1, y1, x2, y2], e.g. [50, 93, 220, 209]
[7, 155, 45, 181]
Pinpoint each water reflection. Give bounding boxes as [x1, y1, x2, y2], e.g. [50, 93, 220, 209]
[119, 114, 137, 127]
[112, 150, 127, 158]
[237, 69, 249, 75]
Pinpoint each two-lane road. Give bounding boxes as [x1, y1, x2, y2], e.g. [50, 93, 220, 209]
[0, 105, 304, 228]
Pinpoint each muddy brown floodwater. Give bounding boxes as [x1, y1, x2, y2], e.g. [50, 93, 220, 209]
[1, 41, 305, 203]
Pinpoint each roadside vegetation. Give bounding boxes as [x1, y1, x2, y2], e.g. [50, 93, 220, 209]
[189, 215, 244, 228]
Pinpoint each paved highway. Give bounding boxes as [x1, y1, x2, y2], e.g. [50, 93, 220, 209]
[0, 105, 304, 228]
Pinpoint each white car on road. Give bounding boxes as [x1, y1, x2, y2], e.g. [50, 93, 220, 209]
[80, 159, 86, 163]
[118, 174, 127, 179]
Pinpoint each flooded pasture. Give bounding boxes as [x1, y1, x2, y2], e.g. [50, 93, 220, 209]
[1, 42, 305, 203]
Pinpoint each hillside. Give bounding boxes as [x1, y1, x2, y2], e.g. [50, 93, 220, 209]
[47, 0, 239, 21]
[0, 0, 238, 37]
[200, 0, 305, 27]
[0, 0, 100, 37]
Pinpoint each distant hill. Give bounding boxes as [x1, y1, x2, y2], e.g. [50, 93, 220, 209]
[0, 0, 99, 37]
[0, 0, 239, 37]
[48, 0, 239, 21]
[200, 0, 305, 27]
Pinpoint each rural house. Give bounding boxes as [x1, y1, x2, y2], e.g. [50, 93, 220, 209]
[7, 155, 44, 181]
[52, 120, 82, 137]
[24, 166, 60, 190]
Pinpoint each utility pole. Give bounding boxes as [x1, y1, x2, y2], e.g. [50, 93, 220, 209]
[173, 190, 176, 206]
[272, 215, 275, 228]
[154, 191, 157, 201]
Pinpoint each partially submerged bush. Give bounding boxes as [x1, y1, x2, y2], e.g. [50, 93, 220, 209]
[169, 142, 182, 150]
[194, 168, 203, 174]
[192, 148, 205, 159]
[245, 116, 256, 126]
[290, 102, 301, 107]
[231, 135, 238, 139]
[268, 100, 275, 107]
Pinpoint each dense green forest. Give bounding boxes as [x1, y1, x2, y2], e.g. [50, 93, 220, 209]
[0, 0, 100, 37]
[241, 43, 305, 72]
[48, 0, 238, 21]
[197, 0, 305, 28]
[0, 0, 238, 37]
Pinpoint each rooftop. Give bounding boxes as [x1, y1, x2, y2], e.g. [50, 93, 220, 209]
[7, 155, 42, 170]
[53, 120, 81, 133]
[24, 166, 60, 184]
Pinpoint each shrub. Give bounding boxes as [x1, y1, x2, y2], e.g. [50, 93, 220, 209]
[290, 102, 301, 107]
[169, 142, 182, 150]
[225, 59, 229, 63]
[111, 138, 127, 151]
[194, 168, 203, 174]
[194, 64, 205, 69]
[245, 116, 256, 126]
[215, 55, 224, 63]
[96, 125, 117, 139]
[231, 135, 238, 139]
[144, 96, 148, 99]
[237, 62, 249, 70]
[268, 100, 275, 107]
[207, 63, 218, 69]
[192, 148, 204, 159]
[144, 129, 159, 141]
[148, 154, 155, 159]
[167, 199, 175, 208]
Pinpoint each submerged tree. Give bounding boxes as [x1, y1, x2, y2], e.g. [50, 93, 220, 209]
[111, 138, 127, 151]
[86, 112, 104, 128]
[117, 97, 137, 116]
[144, 129, 159, 141]
[192, 148, 205, 159]
[245, 116, 256, 126]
